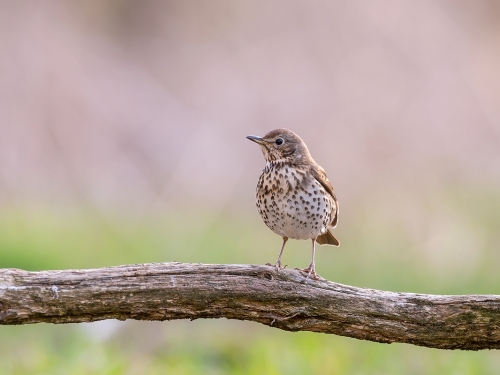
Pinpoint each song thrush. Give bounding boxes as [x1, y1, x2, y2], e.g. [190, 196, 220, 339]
[247, 128, 339, 281]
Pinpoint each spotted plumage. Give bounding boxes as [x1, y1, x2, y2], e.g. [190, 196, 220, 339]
[247, 128, 339, 281]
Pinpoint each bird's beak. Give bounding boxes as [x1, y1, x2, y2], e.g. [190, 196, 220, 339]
[246, 135, 266, 145]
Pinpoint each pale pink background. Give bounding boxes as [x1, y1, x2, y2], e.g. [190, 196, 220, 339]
[1, 1, 499, 276]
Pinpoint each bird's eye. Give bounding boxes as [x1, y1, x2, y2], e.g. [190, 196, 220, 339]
[275, 138, 284, 145]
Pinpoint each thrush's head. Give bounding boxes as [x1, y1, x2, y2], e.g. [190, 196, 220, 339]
[246, 128, 311, 164]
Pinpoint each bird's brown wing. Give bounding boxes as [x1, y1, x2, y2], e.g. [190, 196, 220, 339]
[310, 164, 338, 227]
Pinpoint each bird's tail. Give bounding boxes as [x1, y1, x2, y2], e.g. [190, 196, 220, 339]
[316, 228, 340, 246]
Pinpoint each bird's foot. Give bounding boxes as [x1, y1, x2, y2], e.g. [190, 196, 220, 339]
[295, 266, 320, 282]
[266, 261, 285, 272]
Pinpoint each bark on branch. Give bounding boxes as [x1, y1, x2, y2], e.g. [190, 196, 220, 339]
[1, 262, 499, 350]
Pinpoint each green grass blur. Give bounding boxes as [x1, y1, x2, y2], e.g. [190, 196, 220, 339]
[1, 185, 500, 374]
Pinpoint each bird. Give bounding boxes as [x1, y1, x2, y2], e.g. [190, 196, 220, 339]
[247, 128, 339, 282]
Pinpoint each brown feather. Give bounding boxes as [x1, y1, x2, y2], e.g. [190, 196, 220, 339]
[316, 228, 340, 246]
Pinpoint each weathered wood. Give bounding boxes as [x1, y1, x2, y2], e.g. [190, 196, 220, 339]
[1, 262, 499, 350]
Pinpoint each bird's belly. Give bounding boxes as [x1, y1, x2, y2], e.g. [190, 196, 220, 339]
[278, 211, 320, 240]
[278, 196, 330, 239]
[257, 187, 331, 240]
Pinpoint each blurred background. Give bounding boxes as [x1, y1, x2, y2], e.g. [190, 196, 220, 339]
[1, 0, 500, 373]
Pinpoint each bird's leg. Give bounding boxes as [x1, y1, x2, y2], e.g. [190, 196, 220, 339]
[298, 239, 320, 282]
[269, 237, 288, 270]
[275, 237, 288, 269]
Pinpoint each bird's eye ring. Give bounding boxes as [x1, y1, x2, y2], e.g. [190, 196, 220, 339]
[275, 137, 284, 145]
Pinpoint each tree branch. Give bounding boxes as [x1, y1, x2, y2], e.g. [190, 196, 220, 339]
[1, 262, 499, 350]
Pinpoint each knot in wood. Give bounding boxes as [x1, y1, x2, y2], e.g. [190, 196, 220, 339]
[257, 271, 275, 281]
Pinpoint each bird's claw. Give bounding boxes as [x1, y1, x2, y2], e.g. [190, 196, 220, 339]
[295, 267, 320, 282]
[267, 262, 283, 272]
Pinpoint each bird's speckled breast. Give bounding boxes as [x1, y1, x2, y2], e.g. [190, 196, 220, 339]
[255, 162, 334, 240]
